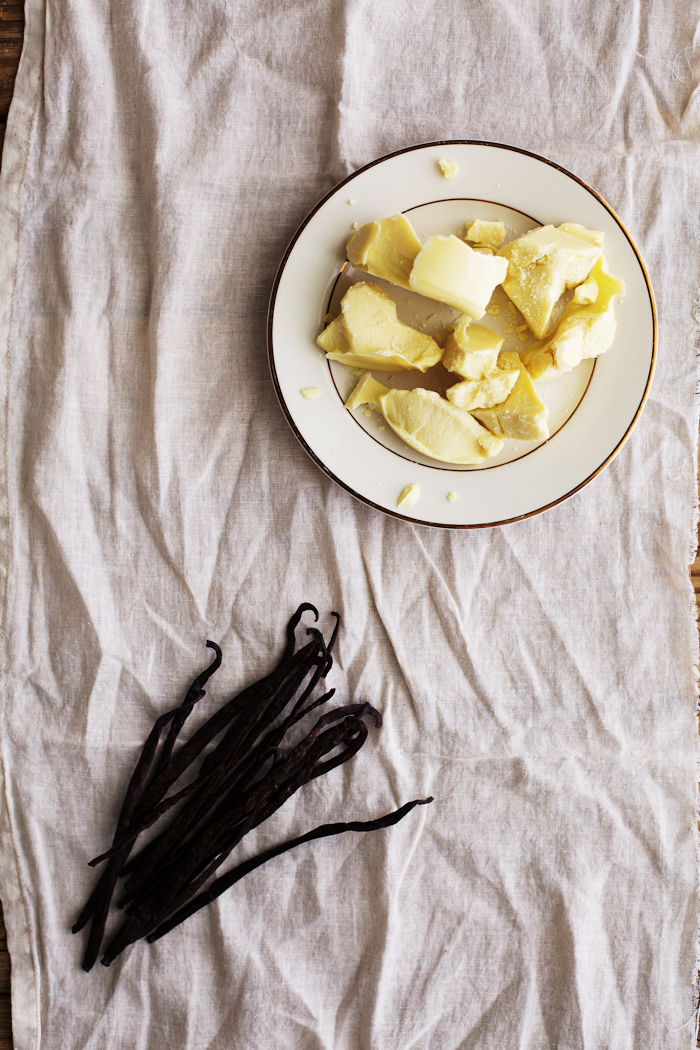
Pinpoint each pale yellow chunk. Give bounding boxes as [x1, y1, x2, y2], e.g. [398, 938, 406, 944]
[464, 219, 506, 249]
[572, 278, 599, 305]
[317, 283, 442, 372]
[521, 258, 625, 381]
[438, 159, 459, 179]
[446, 368, 519, 411]
[317, 316, 350, 355]
[397, 484, 420, 508]
[344, 372, 390, 410]
[472, 351, 549, 441]
[377, 388, 503, 464]
[346, 214, 423, 290]
[409, 235, 508, 319]
[442, 318, 504, 380]
[558, 223, 604, 249]
[346, 221, 381, 267]
[497, 226, 601, 338]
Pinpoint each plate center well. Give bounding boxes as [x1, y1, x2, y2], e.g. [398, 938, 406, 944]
[325, 198, 594, 472]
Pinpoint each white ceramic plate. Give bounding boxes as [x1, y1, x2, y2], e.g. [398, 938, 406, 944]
[268, 141, 656, 529]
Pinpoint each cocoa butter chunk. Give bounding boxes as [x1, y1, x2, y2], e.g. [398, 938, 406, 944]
[397, 483, 420, 508]
[445, 368, 519, 412]
[408, 235, 508, 319]
[346, 214, 423, 290]
[442, 317, 504, 380]
[557, 222, 604, 248]
[472, 351, 549, 441]
[521, 257, 625, 381]
[344, 372, 391, 410]
[497, 226, 601, 338]
[317, 283, 442, 372]
[464, 219, 506, 249]
[378, 388, 503, 464]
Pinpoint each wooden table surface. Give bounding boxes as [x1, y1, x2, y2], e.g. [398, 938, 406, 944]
[0, 8, 698, 1048]
[0, 1, 24, 1039]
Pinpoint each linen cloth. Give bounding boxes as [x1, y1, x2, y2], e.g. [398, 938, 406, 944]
[0, 1, 698, 1047]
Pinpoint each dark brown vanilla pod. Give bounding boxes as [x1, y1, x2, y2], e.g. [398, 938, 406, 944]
[73, 641, 224, 971]
[119, 684, 339, 905]
[100, 708, 380, 966]
[113, 652, 331, 892]
[154, 641, 222, 777]
[121, 710, 370, 923]
[146, 797, 433, 944]
[73, 606, 432, 971]
[76, 604, 324, 963]
[92, 640, 322, 866]
[100, 711, 376, 966]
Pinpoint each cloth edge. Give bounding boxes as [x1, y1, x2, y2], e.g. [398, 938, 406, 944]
[691, 254, 700, 1038]
[0, 0, 46, 1047]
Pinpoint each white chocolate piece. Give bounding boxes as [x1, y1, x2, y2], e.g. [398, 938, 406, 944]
[497, 226, 601, 338]
[409, 236, 508, 319]
[317, 283, 442, 372]
[442, 318, 504, 380]
[464, 219, 506, 249]
[472, 351, 549, 441]
[346, 214, 423, 290]
[521, 258, 625, 381]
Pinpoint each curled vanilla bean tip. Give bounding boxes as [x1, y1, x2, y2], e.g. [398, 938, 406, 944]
[283, 603, 319, 661]
[201, 640, 222, 676]
[358, 703, 382, 729]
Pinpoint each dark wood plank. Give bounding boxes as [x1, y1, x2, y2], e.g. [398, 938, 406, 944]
[0, 3, 21, 1040]
[0, 1000, 11, 1050]
[0, 0, 24, 128]
[0, 903, 11, 1049]
[0, 24, 25, 41]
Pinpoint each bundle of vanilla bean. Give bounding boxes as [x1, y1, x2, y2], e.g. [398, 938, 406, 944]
[73, 603, 431, 971]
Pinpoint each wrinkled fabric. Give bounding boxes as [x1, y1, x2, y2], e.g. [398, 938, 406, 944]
[0, 1, 698, 1048]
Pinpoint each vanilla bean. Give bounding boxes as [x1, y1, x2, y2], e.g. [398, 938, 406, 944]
[74, 642, 221, 970]
[102, 711, 375, 963]
[146, 797, 433, 943]
[74, 606, 432, 972]
[95, 642, 321, 865]
[119, 648, 332, 893]
[154, 641, 222, 777]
